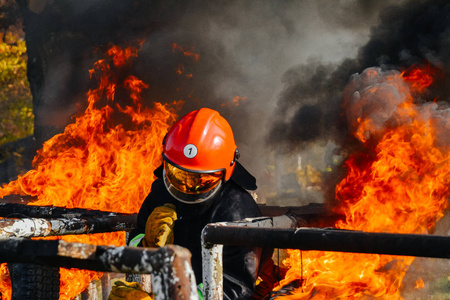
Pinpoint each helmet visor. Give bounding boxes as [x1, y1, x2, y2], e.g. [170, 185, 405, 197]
[163, 160, 223, 195]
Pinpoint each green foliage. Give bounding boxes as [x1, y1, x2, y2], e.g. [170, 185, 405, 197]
[0, 30, 34, 146]
[431, 275, 450, 298]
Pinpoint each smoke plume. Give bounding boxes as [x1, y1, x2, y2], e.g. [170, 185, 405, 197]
[13, 0, 450, 198]
[17, 0, 396, 174]
[268, 0, 450, 153]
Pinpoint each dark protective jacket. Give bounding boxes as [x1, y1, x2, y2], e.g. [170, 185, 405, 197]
[128, 163, 264, 299]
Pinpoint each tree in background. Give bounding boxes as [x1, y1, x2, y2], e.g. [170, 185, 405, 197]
[0, 0, 33, 147]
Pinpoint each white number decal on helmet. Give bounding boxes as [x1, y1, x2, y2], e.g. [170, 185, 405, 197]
[183, 144, 198, 158]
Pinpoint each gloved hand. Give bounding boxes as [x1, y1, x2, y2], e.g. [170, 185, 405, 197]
[108, 280, 153, 300]
[143, 203, 177, 248]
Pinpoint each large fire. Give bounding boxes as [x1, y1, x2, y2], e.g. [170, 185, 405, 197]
[275, 66, 449, 299]
[0, 44, 180, 299]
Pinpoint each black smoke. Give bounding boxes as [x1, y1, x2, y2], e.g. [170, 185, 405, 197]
[13, 0, 395, 186]
[8, 0, 449, 189]
[268, 0, 450, 152]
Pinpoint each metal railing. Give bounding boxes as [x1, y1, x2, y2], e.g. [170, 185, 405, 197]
[4, 203, 449, 299]
[0, 203, 198, 300]
[0, 238, 198, 300]
[201, 214, 450, 300]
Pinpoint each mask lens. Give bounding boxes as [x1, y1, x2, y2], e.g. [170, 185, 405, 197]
[164, 161, 223, 194]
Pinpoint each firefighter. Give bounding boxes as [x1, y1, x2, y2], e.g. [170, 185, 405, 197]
[109, 108, 268, 300]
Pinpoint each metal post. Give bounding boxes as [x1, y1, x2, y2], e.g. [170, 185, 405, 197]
[201, 242, 223, 300]
[81, 280, 98, 300]
[101, 273, 113, 300]
[200, 215, 297, 300]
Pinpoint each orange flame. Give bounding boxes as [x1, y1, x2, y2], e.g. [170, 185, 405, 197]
[0, 264, 11, 300]
[221, 96, 247, 108]
[414, 278, 424, 290]
[171, 43, 200, 62]
[275, 66, 449, 299]
[0, 44, 180, 299]
[401, 64, 438, 94]
[175, 64, 193, 79]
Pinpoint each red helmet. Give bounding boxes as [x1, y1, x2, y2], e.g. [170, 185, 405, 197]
[162, 108, 239, 203]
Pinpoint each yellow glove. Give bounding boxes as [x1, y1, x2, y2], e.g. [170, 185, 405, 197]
[143, 203, 177, 248]
[108, 280, 153, 300]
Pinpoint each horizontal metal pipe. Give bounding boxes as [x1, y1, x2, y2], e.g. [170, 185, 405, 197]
[202, 225, 450, 259]
[1, 238, 197, 300]
[0, 238, 172, 272]
[0, 202, 137, 219]
[0, 202, 327, 219]
[257, 203, 327, 217]
[0, 214, 137, 238]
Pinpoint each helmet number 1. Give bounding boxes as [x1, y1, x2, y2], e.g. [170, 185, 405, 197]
[183, 144, 198, 158]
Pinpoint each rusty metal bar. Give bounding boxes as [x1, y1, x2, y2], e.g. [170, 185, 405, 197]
[0, 202, 329, 219]
[202, 225, 450, 258]
[0, 214, 137, 238]
[257, 203, 338, 226]
[101, 273, 113, 300]
[257, 203, 327, 217]
[81, 280, 98, 300]
[0, 202, 137, 219]
[201, 243, 223, 300]
[0, 238, 198, 300]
